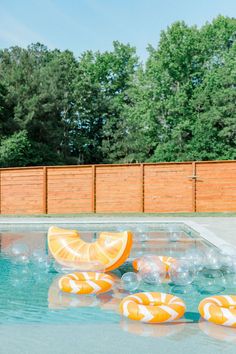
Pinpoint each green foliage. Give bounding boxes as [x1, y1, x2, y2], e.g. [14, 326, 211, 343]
[0, 16, 236, 167]
[73, 41, 138, 163]
[130, 15, 236, 162]
[0, 130, 32, 167]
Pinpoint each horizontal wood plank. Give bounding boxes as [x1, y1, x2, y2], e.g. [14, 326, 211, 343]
[0, 161, 235, 214]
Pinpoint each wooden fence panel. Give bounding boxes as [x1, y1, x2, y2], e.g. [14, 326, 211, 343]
[47, 167, 93, 214]
[144, 163, 193, 212]
[0, 168, 43, 214]
[196, 162, 236, 212]
[0, 161, 235, 214]
[96, 165, 141, 212]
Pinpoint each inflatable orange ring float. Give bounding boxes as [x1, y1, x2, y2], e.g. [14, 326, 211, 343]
[58, 272, 114, 295]
[48, 226, 133, 271]
[49, 274, 121, 310]
[199, 295, 236, 327]
[120, 292, 186, 323]
[48, 276, 102, 309]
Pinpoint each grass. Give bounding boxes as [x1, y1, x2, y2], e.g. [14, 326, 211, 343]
[0, 212, 236, 217]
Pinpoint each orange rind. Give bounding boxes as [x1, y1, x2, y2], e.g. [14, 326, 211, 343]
[48, 226, 133, 271]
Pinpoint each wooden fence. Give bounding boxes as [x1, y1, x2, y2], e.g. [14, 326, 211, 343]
[0, 160, 235, 214]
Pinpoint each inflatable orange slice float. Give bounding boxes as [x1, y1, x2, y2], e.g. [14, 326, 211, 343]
[47, 226, 133, 272]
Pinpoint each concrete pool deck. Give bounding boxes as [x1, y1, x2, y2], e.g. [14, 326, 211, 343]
[0, 215, 235, 248]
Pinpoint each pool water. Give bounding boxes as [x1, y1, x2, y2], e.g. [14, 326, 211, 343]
[0, 223, 235, 354]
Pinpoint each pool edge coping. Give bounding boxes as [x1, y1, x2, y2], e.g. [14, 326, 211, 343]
[0, 218, 229, 249]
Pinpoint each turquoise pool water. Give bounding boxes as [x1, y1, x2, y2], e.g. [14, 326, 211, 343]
[0, 223, 235, 354]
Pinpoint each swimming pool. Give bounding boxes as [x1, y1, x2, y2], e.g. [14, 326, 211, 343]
[0, 223, 235, 354]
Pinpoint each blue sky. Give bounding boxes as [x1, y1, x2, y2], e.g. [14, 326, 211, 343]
[0, 0, 236, 61]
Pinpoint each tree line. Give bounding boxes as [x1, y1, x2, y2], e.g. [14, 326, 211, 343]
[0, 15, 236, 167]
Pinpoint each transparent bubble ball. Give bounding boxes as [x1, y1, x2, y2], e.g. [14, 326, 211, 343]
[17, 254, 30, 264]
[32, 249, 47, 263]
[138, 255, 166, 285]
[184, 248, 205, 272]
[204, 249, 222, 270]
[136, 233, 148, 242]
[169, 232, 180, 242]
[170, 259, 196, 286]
[121, 272, 140, 291]
[11, 242, 30, 257]
[117, 226, 128, 232]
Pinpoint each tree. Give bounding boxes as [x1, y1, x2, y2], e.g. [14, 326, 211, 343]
[188, 41, 236, 160]
[73, 41, 138, 163]
[128, 21, 203, 162]
[0, 16, 236, 167]
[0, 130, 32, 167]
[0, 43, 78, 165]
[125, 16, 236, 162]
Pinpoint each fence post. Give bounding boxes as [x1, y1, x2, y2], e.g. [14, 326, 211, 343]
[192, 162, 197, 212]
[43, 167, 48, 214]
[140, 163, 144, 212]
[91, 165, 96, 213]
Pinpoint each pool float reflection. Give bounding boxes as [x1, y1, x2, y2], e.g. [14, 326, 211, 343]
[48, 226, 133, 271]
[120, 319, 186, 338]
[199, 319, 236, 342]
[48, 275, 120, 311]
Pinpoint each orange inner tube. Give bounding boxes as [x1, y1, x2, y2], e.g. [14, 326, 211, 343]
[58, 272, 114, 295]
[199, 295, 236, 327]
[48, 226, 133, 271]
[120, 292, 186, 323]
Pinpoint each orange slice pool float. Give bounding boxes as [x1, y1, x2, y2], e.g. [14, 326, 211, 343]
[47, 226, 133, 271]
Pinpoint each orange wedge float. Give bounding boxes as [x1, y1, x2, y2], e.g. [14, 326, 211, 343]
[47, 226, 133, 272]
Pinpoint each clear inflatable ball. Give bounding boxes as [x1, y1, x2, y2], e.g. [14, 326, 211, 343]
[138, 255, 166, 285]
[11, 242, 30, 257]
[184, 248, 205, 272]
[204, 249, 222, 270]
[121, 272, 140, 291]
[170, 259, 196, 286]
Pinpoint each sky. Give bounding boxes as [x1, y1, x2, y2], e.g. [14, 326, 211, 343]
[0, 0, 236, 62]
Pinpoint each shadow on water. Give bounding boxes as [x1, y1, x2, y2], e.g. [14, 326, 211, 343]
[184, 311, 201, 323]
